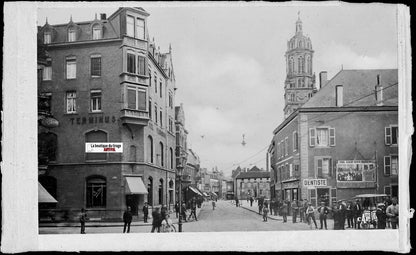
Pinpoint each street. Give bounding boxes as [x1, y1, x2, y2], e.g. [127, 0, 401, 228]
[39, 200, 327, 234]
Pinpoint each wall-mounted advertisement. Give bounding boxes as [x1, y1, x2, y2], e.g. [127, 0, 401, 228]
[336, 160, 376, 188]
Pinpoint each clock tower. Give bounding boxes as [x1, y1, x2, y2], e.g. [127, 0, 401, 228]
[283, 14, 317, 118]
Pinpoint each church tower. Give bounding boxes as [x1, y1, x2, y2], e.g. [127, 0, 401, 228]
[284, 14, 316, 118]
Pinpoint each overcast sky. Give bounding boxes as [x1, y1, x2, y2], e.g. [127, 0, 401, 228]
[37, 2, 398, 177]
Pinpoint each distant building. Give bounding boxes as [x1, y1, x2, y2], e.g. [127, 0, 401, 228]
[235, 166, 271, 199]
[269, 69, 398, 207]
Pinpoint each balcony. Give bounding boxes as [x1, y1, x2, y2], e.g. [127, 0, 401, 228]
[123, 37, 147, 51]
[120, 109, 149, 126]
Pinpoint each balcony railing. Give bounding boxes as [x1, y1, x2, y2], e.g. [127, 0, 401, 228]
[120, 109, 149, 126]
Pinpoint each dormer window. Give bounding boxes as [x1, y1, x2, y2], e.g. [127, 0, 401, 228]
[68, 28, 76, 42]
[92, 25, 102, 40]
[126, 15, 135, 37]
[44, 32, 51, 44]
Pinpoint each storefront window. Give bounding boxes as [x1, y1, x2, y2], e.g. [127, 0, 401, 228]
[86, 176, 106, 208]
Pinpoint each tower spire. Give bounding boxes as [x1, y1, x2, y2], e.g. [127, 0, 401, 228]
[296, 12, 302, 34]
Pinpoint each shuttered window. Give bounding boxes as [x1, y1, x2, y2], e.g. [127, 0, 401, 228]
[329, 128, 336, 146]
[385, 127, 391, 145]
[309, 128, 316, 147]
[384, 186, 391, 196]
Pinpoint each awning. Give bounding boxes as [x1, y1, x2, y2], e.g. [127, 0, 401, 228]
[210, 192, 218, 197]
[38, 182, 57, 203]
[203, 192, 210, 197]
[188, 186, 204, 197]
[125, 177, 148, 194]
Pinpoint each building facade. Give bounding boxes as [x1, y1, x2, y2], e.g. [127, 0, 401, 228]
[235, 167, 271, 200]
[37, 7, 177, 221]
[270, 69, 398, 207]
[284, 15, 317, 118]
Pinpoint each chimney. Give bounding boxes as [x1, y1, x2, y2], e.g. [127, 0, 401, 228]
[100, 13, 106, 20]
[319, 71, 328, 90]
[336, 85, 343, 107]
[375, 74, 384, 106]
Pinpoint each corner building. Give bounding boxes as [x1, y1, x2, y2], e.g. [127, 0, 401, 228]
[37, 7, 176, 221]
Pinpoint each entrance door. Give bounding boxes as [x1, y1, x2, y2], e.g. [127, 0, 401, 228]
[391, 185, 398, 198]
[316, 188, 330, 206]
[126, 195, 139, 216]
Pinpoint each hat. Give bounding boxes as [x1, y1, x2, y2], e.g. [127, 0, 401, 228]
[377, 203, 385, 207]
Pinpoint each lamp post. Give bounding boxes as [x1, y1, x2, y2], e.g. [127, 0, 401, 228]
[177, 154, 186, 232]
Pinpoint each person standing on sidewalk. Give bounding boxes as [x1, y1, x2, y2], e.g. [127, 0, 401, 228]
[376, 203, 387, 229]
[175, 202, 179, 218]
[123, 206, 133, 233]
[79, 208, 87, 234]
[143, 202, 149, 223]
[151, 207, 162, 233]
[250, 196, 254, 207]
[302, 199, 309, 223]
[188, 200, 198, 221]
[352, 199, 362, 229]
[262, 204, 269, 222]
[386, 197, 399, 229]
[291, 199, 299, 223]
[317, 201, 330, 230]
[235, 197, 239, 207]
[181, 202, 188, 221]
[212, 200, 216, 210]
[306, 202, 318, 229]
[337, 200, 346, 230]
[346, 201, 354, 228]
[258, 199, 263, 215]
[281, 200, 288, 223]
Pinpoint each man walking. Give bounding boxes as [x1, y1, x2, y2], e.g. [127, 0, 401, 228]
[306, 202, 318, 229]
[143, 202, 149, 223]
[258, 198, 264, 215]
[151, 207, 162, 233]
[281, 200, 288, 223]
[352, 199, 362, 229]
[188, 199, 198, 221]
[317, 201, 330, 230]
[181, 202, 188, 222]
[291, 199, 299, 223]
[123, 206, 133, 233]
[250, 196, 254, 207]
[386, 197, 399, 229]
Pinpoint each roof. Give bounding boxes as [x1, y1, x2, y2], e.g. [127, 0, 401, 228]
[302, 69, 398, 108]
[248, 166, 261, 172]
[236, 171, 270, 179]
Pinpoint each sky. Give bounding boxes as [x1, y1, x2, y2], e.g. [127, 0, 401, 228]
[37, 2, 398, 177]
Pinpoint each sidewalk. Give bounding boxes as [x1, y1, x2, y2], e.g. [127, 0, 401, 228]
[39, 202, 206, 228]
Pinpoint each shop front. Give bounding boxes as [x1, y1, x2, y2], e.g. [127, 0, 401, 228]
[124, 176, 148, 217]
[303, 178, 337, 207]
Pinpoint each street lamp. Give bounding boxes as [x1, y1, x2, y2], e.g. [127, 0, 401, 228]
[177, 154, 187, 232]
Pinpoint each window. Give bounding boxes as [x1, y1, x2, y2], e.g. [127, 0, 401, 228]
[168, 92, 173, 108]
[285, 137, 288, 156]
[289, 164, 293, 178]
[159, 81, 163, 98]
[170, 148, 174, 169]
[90, 90, 102, 112]
[86, 176, 106, 208]
[91, 56, 101, 77]
[136, 18, 145, 40]
[169, 118, 173, 132]
[149, 70, 152, 87]
[44, 32, 51, 44]
[66, 91, 77, 113]
[384, 156, 391, 176]
[127, 53, 136, 74]
[148, 136, 153, 163]
[154, 74, 157, 93]
[391, 155, 398, 175]
[384, 186, 391, 196]
[316, 157, 332, 178]
[147, 177, 153, 206]
[38, 132, 57, 162]
[310, 127, 335, 147]
[126, 15, 135, 37]
[92, 25, 102, 40]
[154, 105, 158, 124]
[294, 164, 300, 177]
[39, 93, 52, 114]
[42, 66, 52, 81]
[137, 56, 146, 75]
[85, 130, 107, 161]
[159, 110, 163, 127]
[149, 99, 152, 120]
[336, 85, 343, 107]
[127, 86, 146, 111]
[66, 57, 76, 79]
[385, 125, 398, 146]
[130, 145, 137, 162]
[68, 28, 76, 42]
[293, 131, 298, 151]
[159, 142, 164, 167]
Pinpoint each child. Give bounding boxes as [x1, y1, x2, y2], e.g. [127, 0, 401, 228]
[262, 205, 269, 222]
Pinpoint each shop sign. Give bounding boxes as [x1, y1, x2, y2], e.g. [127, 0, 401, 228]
[70, 115, 117, 125]
[86, 143, 123, 153]
[336, 160, 376, 189]
[303, 179, 327, 187]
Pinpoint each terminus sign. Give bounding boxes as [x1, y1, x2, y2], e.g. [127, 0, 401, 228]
[85, 143, 123, 153]
[303, 179, 327, 187]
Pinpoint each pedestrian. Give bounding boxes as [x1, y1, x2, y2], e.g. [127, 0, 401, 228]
[151, 207, 162, 233]
[346, 201, 354, 228]
[262, 204, 269, 222]
[281, 200, 288, 223]
[79, 208, 87, 234]
[337, 200, 346, 230]
[302, 199, 309, 223]
[123, 206, 133, 233]
[258, 200, 263, 215]
[299, 200, 305, 223]
[161, 214, 176, 232]
[188, 200, 198, 221]
[181, 202, 188, 222]
[212, 200, 216, 210]
[317, 201, 330, 230]
[352, 199, 362, 229]
[376, 203, 387, 229]
[306, 202, 318, 229]
[273, 199, 279, 216]
[235, 197, 239, 207]
[143, 202, 149, 223]
[161, 204, 168, 220]
[291, 199, 299, 223]
[250, 196, 254, 207]
[386, 197, 399, 229]
[270, 200, 275, 216]
[175, 202, 179, 218]
[332, 205, 339, 230]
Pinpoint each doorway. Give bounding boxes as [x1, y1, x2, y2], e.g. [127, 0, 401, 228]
[126, 194, 139, 216]
[316, 188, 330, 206]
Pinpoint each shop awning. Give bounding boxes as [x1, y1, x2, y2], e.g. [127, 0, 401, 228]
[203, 192, 210, 197]
[38, 182, 57, 203]
[125, 177, 148, 194]
[210, 192, 218, 197]
[188, 186, 204, 196]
